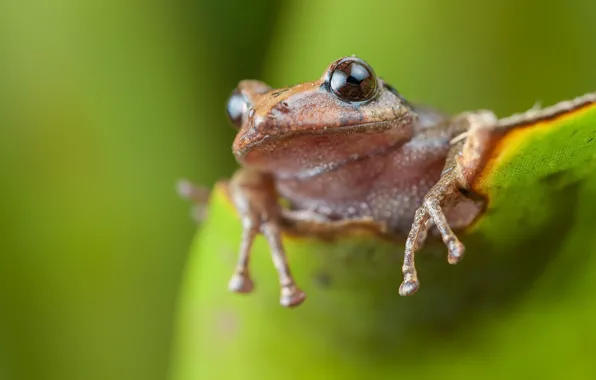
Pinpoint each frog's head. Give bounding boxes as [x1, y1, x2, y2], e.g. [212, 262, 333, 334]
[227, 57, 417, 177]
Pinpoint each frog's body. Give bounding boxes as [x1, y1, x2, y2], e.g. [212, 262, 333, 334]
[230, 59, 481, 238]
[274, 112, 456, 233]
[185, 56, 501, 307]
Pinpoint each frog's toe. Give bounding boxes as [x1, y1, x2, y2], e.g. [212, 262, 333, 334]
[446, 238, 465, 264]
[228, 272, 255, 294]
[280, 285, 306, 308]
[399, 278, 419, 296]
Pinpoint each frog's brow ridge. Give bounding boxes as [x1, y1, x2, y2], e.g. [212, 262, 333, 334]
[270, 88, 289, 98]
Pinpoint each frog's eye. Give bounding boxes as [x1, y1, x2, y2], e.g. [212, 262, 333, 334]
[329, 58, 377, 102]
[226, 89, 249, 128]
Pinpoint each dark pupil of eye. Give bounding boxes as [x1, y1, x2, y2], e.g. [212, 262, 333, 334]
[226, 90, 247, 128]
[330, 61, 376, 102]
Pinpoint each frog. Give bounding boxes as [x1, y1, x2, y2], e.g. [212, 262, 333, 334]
[179, 56, 582, 308]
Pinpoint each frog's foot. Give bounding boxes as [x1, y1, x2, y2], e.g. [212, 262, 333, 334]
[399, 110, 498, 296]
[228, 168, 305, 307]
[398, 177, 465, 296]
[177, 179, 211, 222]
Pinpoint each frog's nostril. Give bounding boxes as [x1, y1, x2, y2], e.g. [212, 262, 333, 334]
[247, 108, 257, 124]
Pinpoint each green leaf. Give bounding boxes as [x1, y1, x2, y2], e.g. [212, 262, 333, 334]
[170, 99, 596, 379]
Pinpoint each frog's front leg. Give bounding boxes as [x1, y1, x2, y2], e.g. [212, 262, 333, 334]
[227, 168, 306, 307]
[399, 110, 498, 296]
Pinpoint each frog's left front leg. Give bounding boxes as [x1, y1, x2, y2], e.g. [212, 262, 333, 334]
[399, 110, 498, 296]
[227, 168, 306, 307]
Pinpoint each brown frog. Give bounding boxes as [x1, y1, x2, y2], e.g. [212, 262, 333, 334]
[179, 56, 561, 307]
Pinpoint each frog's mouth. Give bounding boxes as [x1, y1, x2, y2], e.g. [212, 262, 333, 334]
[234, 121, 412, 179]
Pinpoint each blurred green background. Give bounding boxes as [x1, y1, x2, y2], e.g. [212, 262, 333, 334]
[1, 0, 595, 379]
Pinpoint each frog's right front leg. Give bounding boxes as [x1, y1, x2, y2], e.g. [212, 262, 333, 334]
[227, 168, 306, 308]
